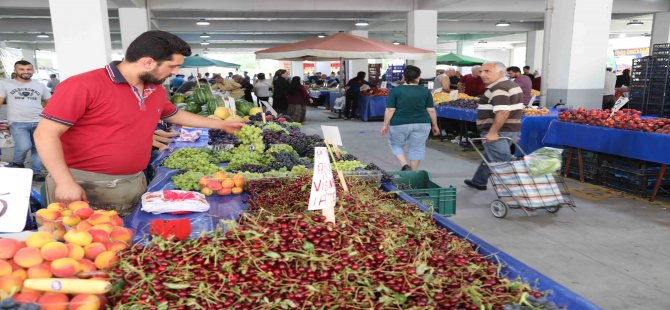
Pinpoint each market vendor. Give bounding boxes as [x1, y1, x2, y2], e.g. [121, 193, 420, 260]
[33, 30, 244, 215]
[211, 74, 244, 99]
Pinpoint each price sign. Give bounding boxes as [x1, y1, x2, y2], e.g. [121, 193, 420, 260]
[259, 100, 278, 117]
[611, 97, 629, 115]
[0, 168, 32, 232]
[449, 90, 459, 101]
[308, 147, 336, 223]
[381, 81, 387, 89]
[427, 81, 434, 89]
[226, 97, 237, 115]
[321, 126, 343, 146]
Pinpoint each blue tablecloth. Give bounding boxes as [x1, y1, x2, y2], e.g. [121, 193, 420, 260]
[434, 106, 477, 122]
[150, 128, 210, 168]
[518, 114, 558, 155]
[358, 95, 387, 121]
[543, 120, 670, 165]
[328, 91, 342, 107]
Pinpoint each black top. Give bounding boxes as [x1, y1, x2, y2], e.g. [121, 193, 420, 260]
[615, 75, 630, 88]
[272, 77, 289, 111]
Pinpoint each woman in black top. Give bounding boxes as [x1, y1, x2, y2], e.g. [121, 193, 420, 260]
[272, 69, 290, 113]
[344, 71, 373, 120]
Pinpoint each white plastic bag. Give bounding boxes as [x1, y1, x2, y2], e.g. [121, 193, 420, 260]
[524, 147, 563, 177]
[0, 131, 14, 148]
[141, 190, 210, 214]
[334, 97, 346, 110]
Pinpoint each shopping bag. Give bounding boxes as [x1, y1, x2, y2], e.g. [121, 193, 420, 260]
[334, 97, 346, 110]
[0, 131, 14, 148]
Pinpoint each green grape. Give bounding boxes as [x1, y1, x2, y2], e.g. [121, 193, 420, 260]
[332, 160, 366, 171]
[234, 125, 263, 146]
[262, 122, 287, 133]
[284, 122, 302, 128]
[172, 171, 204, 191]
[267, 144, 298, 157]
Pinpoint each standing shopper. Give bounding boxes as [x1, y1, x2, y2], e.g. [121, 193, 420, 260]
[433, 69, 450, 93]
[285, 76, 311, 123]
[380, 65, 439, 171]
[464, 61, 523, 191]
[253, 73, 272, 105]
[0, 60, 51, 181]
[272, 69, 289, 114]
[506, 66, 532, 105]
[33, 30, 243, 214]
[458, 66, 486, 97]
[47, 74, 60, 93]
[344, 71, 373, 120]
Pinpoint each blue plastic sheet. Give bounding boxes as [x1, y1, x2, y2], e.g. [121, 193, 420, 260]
[150, 128, 210, 168]
[435, 106, 478, 122]
[358, 95, 387, 121]
[124, 165, 248, 243]
[518, 114, 559, 155]
[543, 120, 670, 165]
[381, 183, 600, 310]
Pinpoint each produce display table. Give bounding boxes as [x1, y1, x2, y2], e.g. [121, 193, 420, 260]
[518, 110, 559, 155]
[358, 95, 387, 121]
[434, 105, 477, 122]
[543, 120, 669, 201]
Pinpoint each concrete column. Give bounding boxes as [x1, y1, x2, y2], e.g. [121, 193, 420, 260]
[290, 61, 304, 79]
[21, 49, 37, 69]
[315, 62, 331, 75]
[457, 41, 475, 56]
[48, 0, 112, 79]
[544, 0, 613, 109]
[347, 30, 368, 82]
[650, 12, 670, 52]
[407, 10, 437, 79]
[119, 8, 149, 54]
[525, 30, 543, 70]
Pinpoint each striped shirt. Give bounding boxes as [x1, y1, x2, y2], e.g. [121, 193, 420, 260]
[476, 77, 523, 132]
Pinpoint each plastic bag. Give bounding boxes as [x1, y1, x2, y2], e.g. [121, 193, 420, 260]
[0, 131, 14, 148]
[524, 147, 563, 177]
[334, 97, 346, 110]
[176, 129, 202, 142]
[141, 190, 210, 214]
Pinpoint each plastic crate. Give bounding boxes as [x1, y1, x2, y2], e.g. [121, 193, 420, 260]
[389, 170, 457, 216]
[653, 43, 670, 53]
[561, 148, 601, 184]
[601, 163, 670, 197]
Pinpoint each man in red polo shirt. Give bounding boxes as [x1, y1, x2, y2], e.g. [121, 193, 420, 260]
[34, 30, 243, 214]
[458, 65, 486, 97]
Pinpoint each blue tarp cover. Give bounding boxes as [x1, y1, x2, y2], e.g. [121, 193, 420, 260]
[435, 105, 478, 122]
[358, 95, 387, 121]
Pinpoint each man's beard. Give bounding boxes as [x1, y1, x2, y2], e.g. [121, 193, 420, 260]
[17, 73, 32, 81]
[139, 70, 167, 85]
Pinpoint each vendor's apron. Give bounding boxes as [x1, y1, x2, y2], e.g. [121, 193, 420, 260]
[45, 169, 146, 216]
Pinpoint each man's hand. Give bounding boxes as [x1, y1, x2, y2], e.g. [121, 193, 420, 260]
[220, 121, 245, 135]
[380, 124, 389, 136]
[55, 181, 87, 204]
[485, 132, 500, 143]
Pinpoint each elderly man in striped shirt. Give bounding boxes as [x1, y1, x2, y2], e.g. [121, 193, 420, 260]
[464, 61, 524, 191]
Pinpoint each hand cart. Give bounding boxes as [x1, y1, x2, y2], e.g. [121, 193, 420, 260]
[470, 137, 576, 218]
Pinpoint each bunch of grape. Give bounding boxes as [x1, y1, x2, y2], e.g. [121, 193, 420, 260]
[268, 151, 311, 171]
[216, 150, 233, 162]
[162, 148, 222, 174]
[332, 160, 366, 171]
[284, 122, 302, 129]
[235, 125, 264, 152]
[279, 133, 324, 157]
[365, 162, 394, 184]
[267, 144, 298, 157]
[208, 129, 240, 146]
[0, 298, 39, 310]
[235, 164, 269, 173]
[172, 171, 205, 191]
[261, 122, 287, 133]
[227, 148, 271, 171]
[248, 112, 265, 122]
[262, 129, 284, 146]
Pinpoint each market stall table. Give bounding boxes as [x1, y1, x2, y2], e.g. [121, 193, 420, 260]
[358, 95, 387, 121]
[517, 109, 560, 155]
[543, 120, 670, 201]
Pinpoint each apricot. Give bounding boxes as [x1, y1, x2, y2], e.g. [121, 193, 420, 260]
[94, 251, 118, 270]
[69, 294, 101, 310]
[232, 187, 243, 195]
[109, 227, 133, 244]
[0, 238, 21, 259]
[50, 257, 81, 278]
[0, 260, 11, 276]
[87, 214, 111, 226]
[38, 292, 69, 310]
[74, 207, 94, 220]
[46, 203, 65, 212]
[64, 230, 93, 247]
[206, 180, 223, 191]
[62, 214, 82, 227]
[84, 243, 107, 260]
[217, 188, 232, 196]
[0, 275, 22, 293]
[66, 243, 85, 260]
[14, 247, 43, 268]
[40, 242, 69, 261]
[77, 259, 97, 275]
[67, 201, 90, 211]
[103, 241, 127, 253]
[87, 229, 110, 243]
[90, 223, 114, 234]
[27, 263, 53, 279]
[26, 231, 54, 249]
[221, 179, 235, 189]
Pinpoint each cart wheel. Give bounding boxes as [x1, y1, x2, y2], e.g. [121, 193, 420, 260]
[545, 205, 560, 213]
[490, 200, 508, 218]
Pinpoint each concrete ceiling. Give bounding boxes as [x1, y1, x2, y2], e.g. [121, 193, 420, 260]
[0, 0, 666, 52]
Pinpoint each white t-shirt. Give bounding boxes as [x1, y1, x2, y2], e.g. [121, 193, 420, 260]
[0, 79, 51, 122]
[603, 72, 616, 96]
[254, 80, 273, 97]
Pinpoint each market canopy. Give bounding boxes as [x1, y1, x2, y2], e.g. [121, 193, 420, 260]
[181, 55, 241, 68]
[255, 32, 435, 61]
[436, 53, 489, 66]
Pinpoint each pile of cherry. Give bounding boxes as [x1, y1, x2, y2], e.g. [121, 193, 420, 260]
[108, 177, 563, 309]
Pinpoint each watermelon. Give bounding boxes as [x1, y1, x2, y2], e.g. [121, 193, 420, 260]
[184, 100, 202, 114]
[235, 99, 255, 116]
[193, 85, 213, 106]
[207, 98, 219, 114]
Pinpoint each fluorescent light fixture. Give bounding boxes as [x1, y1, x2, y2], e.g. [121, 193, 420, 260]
[199, 33, 211, 38]
[392, 41, 400, 45]
[496, 20, 511, 27]
[317, 33, 326, 38]
[627, 20, 643, 26]
[355, 20, 369, 27]
[196, 19, 210, 26]
[618, 33, 627, 38]
[36, 32, 49, 38]
[200, 41, 210, 45]
[478, 40, 488, 44]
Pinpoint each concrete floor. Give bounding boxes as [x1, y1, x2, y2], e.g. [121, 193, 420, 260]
[3, 105, 670, 309]
[301, 107, 670, 310]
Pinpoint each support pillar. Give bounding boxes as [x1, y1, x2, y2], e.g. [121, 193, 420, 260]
[21, 49, 37, 70]
[49, 0, 111, 79]
[119, 8, 149, 53]
[650, 12, 670, 52]
[290, 61, 304, 79]
[457, 41, 475, 56]
[407, 10, 437, 79]
[347, 30, 368, 82]
[543, 0, 613, 109]
[525, 30, 543, 71]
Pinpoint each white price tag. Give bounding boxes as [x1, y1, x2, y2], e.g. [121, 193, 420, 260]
[226, 98, 237, 115]
[449, 90, 459, 101]
[529, 95, 538, 105]
[610, 97, 630, 117]
[321, 126, 343, 146]
[381, 81, 387, 89]
[0, 168, 32, 232]
[308, 147, 336, 219]
[427, 81, 434, 89]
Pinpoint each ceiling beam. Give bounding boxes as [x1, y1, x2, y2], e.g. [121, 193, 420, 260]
[146, 0, 414, 12]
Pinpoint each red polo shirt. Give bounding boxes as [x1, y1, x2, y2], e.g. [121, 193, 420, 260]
[40, 61, 177, 175]
[461, 74, 486, 97]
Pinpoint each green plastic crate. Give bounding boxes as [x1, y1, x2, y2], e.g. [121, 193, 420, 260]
[389, 170, 457, 216]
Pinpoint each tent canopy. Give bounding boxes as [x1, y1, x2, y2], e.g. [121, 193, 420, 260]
[436, 53, 489, 66]
[181, 55, 241, 68]
[255, 32, 435, 61]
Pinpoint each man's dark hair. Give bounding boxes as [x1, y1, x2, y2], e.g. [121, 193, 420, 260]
[403, 65, 421, 82]
[356, 71, 366, 80]
[507, 66, 521, 73]
[198, 78, 208, 83]
[15, 60, 32, 67]
[257, 73, 266, 80]
[50, 74, 57, 78]
[622, 69, 630, 75]
[523, 66, 530, 70]
[204, 72, 210, 77]
[125, 30, 191, 63]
